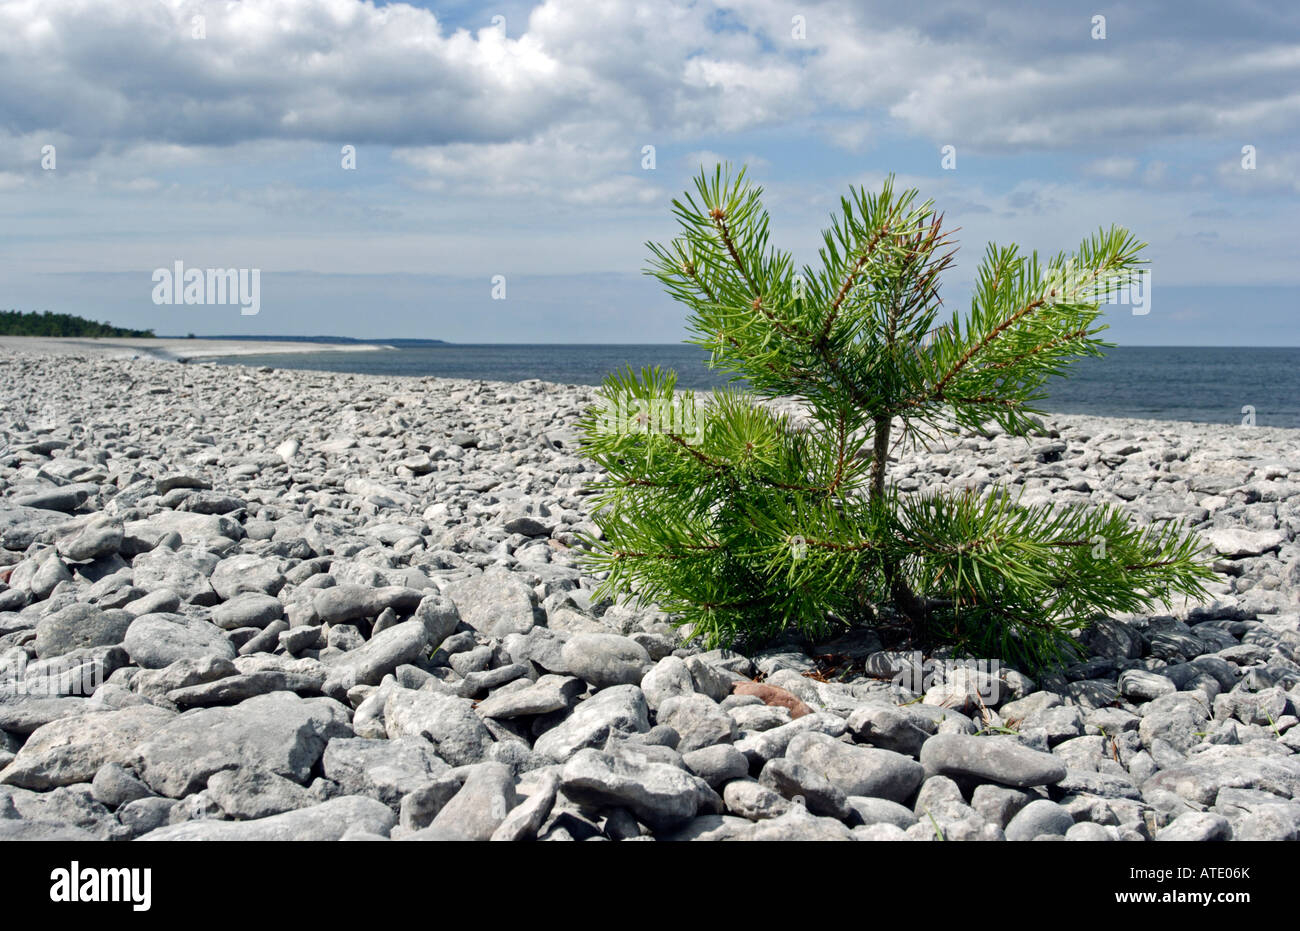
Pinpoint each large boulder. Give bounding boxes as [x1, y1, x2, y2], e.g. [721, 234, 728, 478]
[383, 688, 495, 766]
[919, 733, 1067, 788]
[444, 569, 539, 637]
[0, 705, 177, 790]
[138, 795, 395, 840]
[131, 692, 352, 797]
[123, 613, 236, 669]
[34, 604, 134, 659]
[561, 747, 721, 830]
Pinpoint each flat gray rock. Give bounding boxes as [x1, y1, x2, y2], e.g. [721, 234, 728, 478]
[561, 747, 721, 830]
[33, 603, 133, 659]
[533, 684, 650, 762]
[211, 592, 284, 631]
[383, 687, 495, 766]
[427, 761, 518, 840]
[131, 691, 352, 797]
[444, 569, 539, 638]
[920, 733, 1068, 788]
[323, 619, 429, 691]
[787, 731, 924, 803]
[123, 612, 236, 668]
[322, 736, 450, 806]
[314, 584, 423, 625]
[0, 705, 176, 790]
[138, 795, 395, 840]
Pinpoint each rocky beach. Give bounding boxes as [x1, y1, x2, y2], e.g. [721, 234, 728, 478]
[1, 344, 1298, 842]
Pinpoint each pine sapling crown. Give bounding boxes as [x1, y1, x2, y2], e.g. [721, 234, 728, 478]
[578, 164, 1214, 671]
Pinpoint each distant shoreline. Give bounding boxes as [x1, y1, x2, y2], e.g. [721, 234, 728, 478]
[0, 335, 393, 361]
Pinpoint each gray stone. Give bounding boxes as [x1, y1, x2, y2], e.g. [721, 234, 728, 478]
[533, 684, 650, 762]
[920, 733, 1068, 788]
[659, 813, 754, 841]
[156, 474, 210, 495]
[280, 626, 322, 654]
[847, 703, 932, 756]
[0, 705, 176, 789]
[383, 687, 495, 766]
[211, 592, 283, 631]
[681, 744, 749, 788]
[1021, 704, 1086, 745]
[733, 712, 847, 766]
[444, 569, 539, 637]
[321, 736, 450, 807]
[116, 796, 176, 838]
[1156, 811, 1233, 841]
[0, 819, 100, 841]
[131, 655, 238, 700]
[476, 675, 582, 719]
[1065, 821, 1116, 841]
[323, 619, 429, 692]
[748, 804, 856, 841]
[132, 692, 352, 797]
[14, 488, 89, 513]
[57, 518, 124, 562]
[1232, 805, 1300, 841]
[427, 761, 518, 841]
[787, 731, 924, 803]
[90, 762, 154, 809]
[640, 655, 695, 710]
[1143, 752, 1300, 806]
[1119, 669, 1178, 702]
[552, 632, 651, 689]
[313, 585, 423, 625]
[722, 778, 790, 820]
[560, 746, 721, 830]
[846, 796, 918, 829]
[34, 603, 133, 659]
[413, 592, 462, 646]
[0, 698, 96, 736]
[206, 767, 318, 819]
[138, 795, 395, 840]
[657, 693, 736, 753]
[129, 550, 218, 604]
[759, 757, 853, 820]
[1202, 528, 1284, 558]
[398, 774, 464, 831]
[1137, 693, 1212, 753]
[1, 783, 125, 840]
[491, 770, 560, 841]
[1005, 799, 1075, 841]
[684, 654, 744, 702]
[853, 822, 912, 841]
[123, 612, 236, 668]
[209, 553, 286, 600]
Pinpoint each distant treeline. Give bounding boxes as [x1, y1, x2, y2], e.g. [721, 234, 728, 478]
[0, 310, 155, 338]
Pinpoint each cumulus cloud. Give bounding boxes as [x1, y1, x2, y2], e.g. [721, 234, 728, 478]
[7, 0, 1296, 160]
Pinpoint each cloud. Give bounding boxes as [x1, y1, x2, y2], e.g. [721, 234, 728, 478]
[1216, 150, 1300, 195]
[1086, 157, 1139, 180]
[6, 0, 1300, 179]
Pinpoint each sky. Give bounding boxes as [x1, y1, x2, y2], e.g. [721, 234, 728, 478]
[1, 0, 1297, 344]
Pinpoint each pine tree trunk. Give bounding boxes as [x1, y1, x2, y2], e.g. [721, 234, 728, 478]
[870, 414, 928, 636]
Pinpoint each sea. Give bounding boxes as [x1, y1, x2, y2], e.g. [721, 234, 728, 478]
[209, 345, 1300, 429]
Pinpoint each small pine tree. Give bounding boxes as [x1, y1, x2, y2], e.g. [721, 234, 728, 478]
[578, 165, 1214, 671]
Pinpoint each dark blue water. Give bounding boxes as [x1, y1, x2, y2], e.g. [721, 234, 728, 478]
[210, 345, 1300, 428]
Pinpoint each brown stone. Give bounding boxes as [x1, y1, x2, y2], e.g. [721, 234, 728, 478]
[733, 681, 813, 719]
